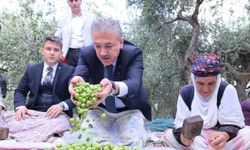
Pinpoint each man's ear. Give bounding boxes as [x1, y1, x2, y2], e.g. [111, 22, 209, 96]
[119, 37, 124, 48]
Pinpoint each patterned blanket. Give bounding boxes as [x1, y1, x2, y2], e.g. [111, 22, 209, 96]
[0, 110, 70, 142]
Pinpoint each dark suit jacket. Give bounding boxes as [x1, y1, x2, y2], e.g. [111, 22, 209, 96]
[74, 41, 152, 120]
[14, 62, 75, 117]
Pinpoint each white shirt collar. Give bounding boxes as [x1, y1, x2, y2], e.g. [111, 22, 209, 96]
[43, 62, 58, 72]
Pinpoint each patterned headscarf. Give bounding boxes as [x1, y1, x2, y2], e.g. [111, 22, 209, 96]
[192, 53, 220, 77]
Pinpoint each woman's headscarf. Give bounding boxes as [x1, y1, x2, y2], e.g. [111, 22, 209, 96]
[192, 53, 221, 77]
[191, 53, 222, 128]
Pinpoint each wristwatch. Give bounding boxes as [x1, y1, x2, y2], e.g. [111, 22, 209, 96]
[111, 81, 116, 90]
[59, 102, 65, 110]
[110, 81, 118, 96]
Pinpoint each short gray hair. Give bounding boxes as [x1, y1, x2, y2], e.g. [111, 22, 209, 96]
[91, 17, 122, 40]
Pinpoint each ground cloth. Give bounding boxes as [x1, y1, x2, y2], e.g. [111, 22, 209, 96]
[147, 118, 174, 132]
[163, 126, 250, 150]
[0, 110, 70, 142]
[62, 107, 149, 149]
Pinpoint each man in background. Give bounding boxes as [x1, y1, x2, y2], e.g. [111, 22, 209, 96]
[55, 0, 95, 67]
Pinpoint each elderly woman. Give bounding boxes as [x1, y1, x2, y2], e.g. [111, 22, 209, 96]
[163, 53, 250, 150]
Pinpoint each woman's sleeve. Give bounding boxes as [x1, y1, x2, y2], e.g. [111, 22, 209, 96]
[218, 84, 245, 140]
[173, 95, 191, 145]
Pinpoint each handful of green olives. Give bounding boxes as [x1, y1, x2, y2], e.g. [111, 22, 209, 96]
[74, 82, 102, 113]
[70, 83, 102, 132]
[68, 82, 111, 145]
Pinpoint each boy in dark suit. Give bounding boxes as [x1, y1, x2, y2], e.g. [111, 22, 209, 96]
[14, 36, 75, 120]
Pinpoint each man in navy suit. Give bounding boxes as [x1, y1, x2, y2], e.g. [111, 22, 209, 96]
[14, 36, 75, 120]
[69, 17, 151, 121]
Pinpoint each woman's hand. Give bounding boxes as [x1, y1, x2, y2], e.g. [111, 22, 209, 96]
[209, 131, 229, 150]
[180, 133, 194, 146]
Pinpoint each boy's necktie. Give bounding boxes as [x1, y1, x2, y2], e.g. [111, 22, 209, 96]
[43, 67, 53, 86]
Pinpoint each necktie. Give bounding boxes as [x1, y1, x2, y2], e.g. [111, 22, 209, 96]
[105, 65, 116, 113]
[43, 67, 53, 86]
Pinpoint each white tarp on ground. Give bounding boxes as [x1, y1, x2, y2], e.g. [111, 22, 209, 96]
[0, 109, 178, 149]
[0, 139, 58, 149]
[62, 107, 150, 149]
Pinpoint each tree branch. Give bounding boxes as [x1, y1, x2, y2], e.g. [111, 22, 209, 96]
[218, 47, 239, 55]
[0, 68, 8, 72]
[221, 62, 250, 78]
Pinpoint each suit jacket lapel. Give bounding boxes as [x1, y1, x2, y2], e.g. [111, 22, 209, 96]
[33, 63, 44, 103]
[96, 62, 104, 83]
[114, 53, 122, 81]
[91, 58, 104, 84]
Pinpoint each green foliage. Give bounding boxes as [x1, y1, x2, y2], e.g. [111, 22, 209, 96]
[126, 0, 250, 118]
[126, 1, 202, 118]
[213, 26, 250, 81]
